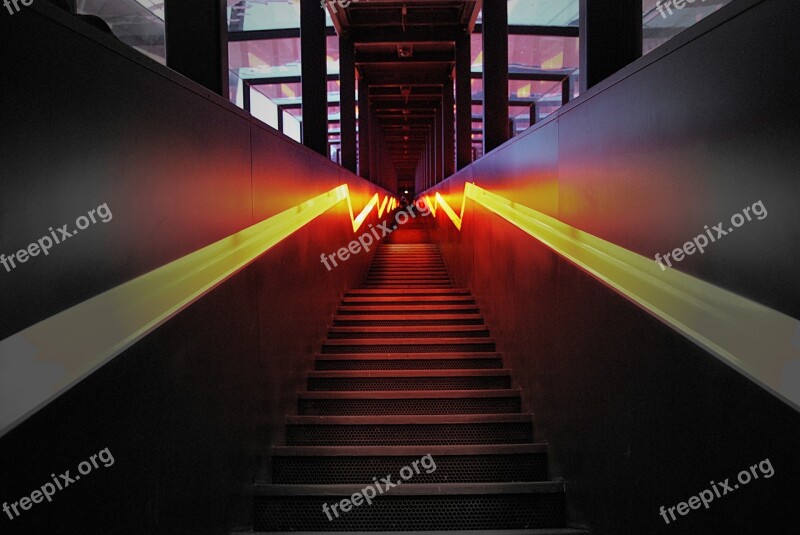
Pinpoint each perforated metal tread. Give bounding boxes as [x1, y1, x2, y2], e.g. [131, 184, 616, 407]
[313, 352, 503, 360]
[285, 415, 534, 446]
[271, 451, 547, 483]
[345, 289, 471, 296]
[337, 305, 479, 315]
[254, 483, 565, 531]
[256, 482, 564, 495]
[246, 530, 589, 535]
[298, 396, 521, 415]
[254, 237, 576, 532]
[307, 369, 512, 378]
[285, 424, 534, 445]
[287, 414, 533, 425]
[314, 358, 502, 371]
[333, 314, 485, 327]
[327, 327, 490, 341]
[298, 389, 520, 400]
[271, 444, 547, 456]
[341, 296, 475, 304]
[321, 339, 496, 354]
[307, 370, 512, 391]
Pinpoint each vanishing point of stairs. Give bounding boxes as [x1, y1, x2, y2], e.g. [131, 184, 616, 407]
[252, 216, 585, 534]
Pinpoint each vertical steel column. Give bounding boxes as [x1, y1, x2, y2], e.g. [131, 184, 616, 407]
[339, 37, 357, 172]
[428, 131, 435, 189]
[164, 0, 228, 96]
[481, 0, 508, 154]
[562, 77, 571, 105]
[442, 78, 455, 178]
[435, 104, 443, 183]
[242, 81, 251, 112]
[300, 0, 328, 156]
[455, 34, 472, 170]
[579, 0, 642, 92]
[358, 77, 370, 179]
[369, 107, 379, 185]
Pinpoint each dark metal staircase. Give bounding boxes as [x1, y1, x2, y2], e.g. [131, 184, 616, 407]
[251, 217, 586, 534]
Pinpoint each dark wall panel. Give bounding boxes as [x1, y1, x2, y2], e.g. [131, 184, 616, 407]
[558, 0, 800, 318]
[427, 0, 800, 533]
[0, 4, 389, 534]
[0, 5, 253, 340]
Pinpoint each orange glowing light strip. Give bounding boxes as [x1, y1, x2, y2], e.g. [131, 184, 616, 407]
[0, 184, 396, 435]
[426, 182, 800, 411]
[345, 189, 396, 233]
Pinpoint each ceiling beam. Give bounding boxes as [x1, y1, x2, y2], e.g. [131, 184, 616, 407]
[356, 51, 455, 64]
[473, 24, 579, 37]
[228, 27, 336, 41]
[351, 26, 465, 43]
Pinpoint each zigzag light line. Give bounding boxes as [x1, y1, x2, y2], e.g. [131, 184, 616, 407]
[0, 184, 396, 436]
[426, 182, 800, 411]
[345, 188, 396, 233]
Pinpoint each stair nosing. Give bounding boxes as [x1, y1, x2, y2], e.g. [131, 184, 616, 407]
[322, 337, 495, 346]
[253, 481, 564, 496]
[298, 389, 521, 399]
[307, 369, 511, 378]
[270, 443, 546, 456]
[286, 413, 533, 425]
[313, 352, 501, 360]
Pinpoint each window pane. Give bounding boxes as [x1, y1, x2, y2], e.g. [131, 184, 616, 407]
[229, 38, 301, 79]
[227, 0, 333, 31]
[508, 0, 579, 26]
[250, 87, 279, 129]
[283, 111, 302, 142]
[475, 0, 579, 26]
[509, 35, 579, 72]
[78, 0, 166, 63]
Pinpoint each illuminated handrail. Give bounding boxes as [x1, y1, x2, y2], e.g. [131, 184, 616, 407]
[426, 182, 800, 411]
[0, 185, 396, 435]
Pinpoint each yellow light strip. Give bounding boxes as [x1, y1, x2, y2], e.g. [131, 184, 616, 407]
[433, 191, 467, 230]
[423, 195, 437, 216]
[345, 191, 396, 233]
[428, 182, 800, 410]
[0, 184, 395, 435]
[377, 195, 389, 218]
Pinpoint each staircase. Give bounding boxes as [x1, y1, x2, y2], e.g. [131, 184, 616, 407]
[252, 217, 585, 534]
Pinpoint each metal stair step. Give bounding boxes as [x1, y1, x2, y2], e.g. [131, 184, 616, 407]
[327, 325, 490, 339]
[253, 482, 565, 531]
[345, 289, 470, 296]
[285, 414, 534, 446]
[332, 314, 484, 327]
[337, 305, 480, 315]
[321, 338, 496, 354]
[307, 369, 511, 391]
[314, 356, 503, 371]
[341, 296, 473, 305]
[298, 389, 521, 414]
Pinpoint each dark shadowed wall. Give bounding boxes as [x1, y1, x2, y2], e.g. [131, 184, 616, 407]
[427, 0, 800, 533]
[0, 4, 389, 533]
